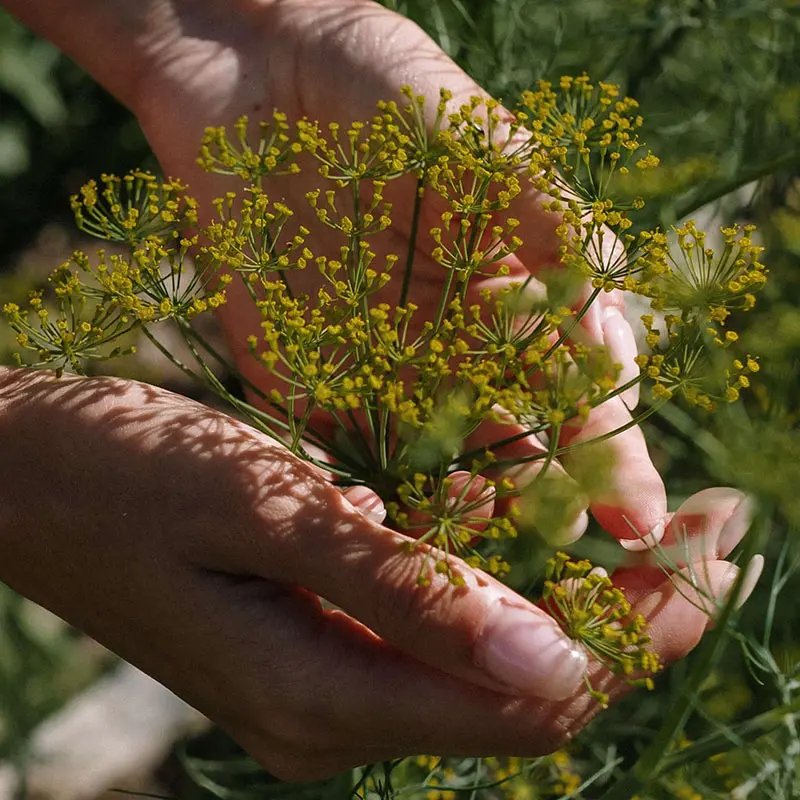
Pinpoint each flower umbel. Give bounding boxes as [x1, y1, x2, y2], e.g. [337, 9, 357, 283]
[2, 79, 767, 705]
[542, 552, 661, 705]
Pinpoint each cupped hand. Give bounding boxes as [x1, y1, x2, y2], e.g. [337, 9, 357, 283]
[0, 368, 759, 780]
[4, 4, 663, 549]
[105, 0, 665, 546]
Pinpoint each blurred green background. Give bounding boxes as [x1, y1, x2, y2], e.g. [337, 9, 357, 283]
[1, 1, 800, 798]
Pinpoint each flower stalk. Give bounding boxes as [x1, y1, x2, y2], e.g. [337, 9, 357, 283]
[1, 77, 768, 700]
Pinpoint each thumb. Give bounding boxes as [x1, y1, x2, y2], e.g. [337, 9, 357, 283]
[232, 452, 588, 702]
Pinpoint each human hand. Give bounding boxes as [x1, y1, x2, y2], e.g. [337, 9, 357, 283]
[118, 0, 667, 546]
[0, 367, 761, 780]
[0, 0, 761, 778]
[1, 0, 666, 543]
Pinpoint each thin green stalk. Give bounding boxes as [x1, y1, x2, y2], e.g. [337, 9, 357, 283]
[599, 373, 646, 407]
[455, 370, 645, 467]
[181, 323, 334, 454]
[432, 265, 456, 334]
[349, 763, 376, 799]
[457, 421, 550, 465]
[531, 422, 560, 482]
[140, 326, 204, 385]
[538, 285, 602, 366]
[378, 404, 391, 472]
[399, 176, 425, 309]
[173, 321, 331, 458]
[346, 407, 378, 469]
[431, 177, 488, 334]
[597, 514, 767, 800]
[654, 697, 800, 777]
[489, 400, 667, 470]
[669, 149, 800, 223]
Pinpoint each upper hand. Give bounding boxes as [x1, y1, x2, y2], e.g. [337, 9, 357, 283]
[120, 0, 666, 546]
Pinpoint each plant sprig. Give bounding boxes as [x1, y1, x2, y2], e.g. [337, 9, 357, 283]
[1, 77, 768, 701]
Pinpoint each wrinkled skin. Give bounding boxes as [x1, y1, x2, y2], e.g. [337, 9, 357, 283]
[0, 0, 760, 781]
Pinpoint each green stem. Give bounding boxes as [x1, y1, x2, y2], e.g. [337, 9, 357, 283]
[457, 421, 550, 465]
[349, 764, 376, 799]
[489, 400, 666, 470]
[172, 322, 320, 455]
[530, 423, 560, 483]
[455, 371, 644, 467]
[654, 697, 800, 777]
[597, 514, 767, 800]
[669, 149, 800, 223]
[538, 285, 602, 366]
[140, 326, 204, 384]
[181, 324, 334, 454]
[432, 265, 456, 334]
[399, 176, 425, 309]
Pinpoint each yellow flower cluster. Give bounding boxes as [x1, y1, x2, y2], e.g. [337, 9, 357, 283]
[634, 222, 766, 409]
[522, 74, 657, 193]
[387, 470, 516, 585]
[1, 79, 767, 699]
[542, 552, 661, 704]
[2, 277, 135, 376]
[70, 170, 198, 245]
[407, 751, 582, 800]
[198, 111, 301, 181]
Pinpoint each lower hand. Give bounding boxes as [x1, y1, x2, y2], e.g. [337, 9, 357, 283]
[0, 367, 758, 780]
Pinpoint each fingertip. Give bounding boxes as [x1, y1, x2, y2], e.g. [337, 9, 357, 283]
[641, 554, 763, 666]
[633, 560, 736, 664]
[717, 494, 756, 558]
[652, 488, 754, 567]
[591, 483, 667, 546]
[561, 397, 667, 545]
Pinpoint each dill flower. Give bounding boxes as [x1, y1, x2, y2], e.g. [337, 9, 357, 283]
[634, 222, 765, 409]
[2, 79, 766, 703]
[70, 170, 198, 245]
[542, 552, 661, 705]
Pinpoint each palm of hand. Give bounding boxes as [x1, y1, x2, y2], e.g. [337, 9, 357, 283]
[129, 0, 585, 508]
[133, 0, 540, 346]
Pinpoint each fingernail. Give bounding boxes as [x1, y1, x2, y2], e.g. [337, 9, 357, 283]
[733, 554, 764, 609]
[620, 518, 665, 552]
[717, 495, 756, 556]
[474, 599, 587, 700]
[343, 485, 386, 524]
[700, 554, 763, 619]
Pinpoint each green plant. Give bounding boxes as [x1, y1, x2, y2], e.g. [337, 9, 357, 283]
[1, 76, 768, 728]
